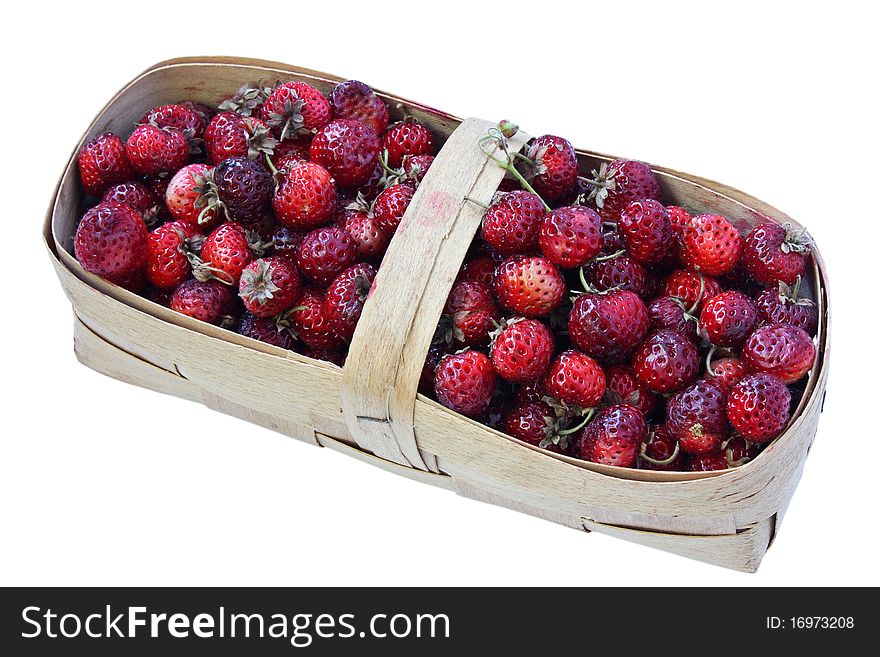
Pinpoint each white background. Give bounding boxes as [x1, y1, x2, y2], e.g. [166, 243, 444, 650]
[0, 0, 876, 586]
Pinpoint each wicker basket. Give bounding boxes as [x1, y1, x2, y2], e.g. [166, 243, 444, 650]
[45, 57, 830, 572]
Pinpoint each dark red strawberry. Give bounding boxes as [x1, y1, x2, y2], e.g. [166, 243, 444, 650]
[310, 119, 381, 188]
[605, 364, 656, 416]
[271, 138, 311, 172]
[618, 199, 675, 265]
[700, 291, 759, 348]
[381, 119, 434, 168]
[178, 101, 214, 124]
[647, 295, 698, 341]
[662, 269, 721, 311]
[371, 183, 415, 237]
[666, 205, 692, 235]
[583, 159, 661, 222]
[146, 220, 201, 289]
[418, 343, 448, 396]
[666, 379, 729, 455]
[493, 255, 566, 318]
[526, 135, 578, 202]
[295, 226, 358, 285]
[456, 257, 497, 288]
[543, 350, 607, 408]
[725, 436, 760, 466]
[438, 280, 499, 347]
[205, 112, 277, 164]
[268, 225, 306, 263]
[402, 154, 434, 184]
[323, 262, 376, 341]
[164, 163, 217, 227]
[687, 452, 729, 472]
[141, 103, 206, 142]
[755, 280, 818, 335]
[576, 404, 646, 467]
[538, 205, 603, 268]
[212, 156, 274, 223]
[705, 357, 747, 392]
[74, 202, 148, 283]
[238, 312, 294, 349]
[742, 222, 810, 286]
[741, 323, 815, 384]
[514, 381, 544, 405]
[289, 287, 344, 350]
[77, 132, 133, 197]
[198, 222, 254, 285]
[170, 279, 235, 324]
[125, 124, 188, 177]
[329, 80, 389, 135]
[481, 190, 545, 256]
[501, 401, 556, 447]
[638, 425, 684, 471]
[490, 318, 555, 383]
[726, 373, 791, 443]
[261, 81, 332, 140]
[239, 256, 302, 318]
[101, 182, 159, 225]
[632, 330, 700, 393]
[569, 290, 649, 363]
[600, 223, 626, 255]
[585, 254, 649, 298]
[273, 162, 338, 229]
[434, 350, 496, 418]
[301, 346, 346, 366]
[681, 214, 743, 276]
[337, 209, 389, 261]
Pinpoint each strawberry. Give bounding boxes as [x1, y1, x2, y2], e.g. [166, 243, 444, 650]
[323, 262, 376, 341]
[261, 81, 332, 140]
[600, 223, 626, 255]
[337, 209, 389, 261]
[680, 213, 742, 276]
[501, 401, 558, 448]
[583, 159, 661, 222]
[239, 256, 302, 318]
[124, 124, 188, 177]
[146, 220, 201, 289]
[755, 279, 818, 335]
[725, 436, 760, 466]
[569, 290, 649, 363]
[741, 323, 815, 384]
[700, 291, 759, 348]
[329, 80, 389, 136]
[310, 119, 381, 188]
[268, 225, 306, 263]
[217, 82, 273, 117]
[295, 226, 358, 285]
[490, 318, 555, 383]
[419, 343, 448, 396]
[666, 205, 692, 235]
[493, 255, 566, 318]
[438, 281, 499, 347]
[543, 350, 607, 408]
[538, 205, 603, 268]
[434, 350, 497, 418]
[687, 452, 729, 472]
[605, 364, 656, 416]
[371, 183, 415, 236]
[742, 222, 810, 286]
[198, 222, 254, 285]
[178, 101, 214, 124]
[301, 346, 346, 366]
[74, 201, 148, 283]
[665, 379, 729, 455]
[618, 199, 675, 266]
[271, 138, 312, 172]
[237, 311, 295, 350]
[662, 269, 721, 311]
[584, 254, 649, 298]
[204, 112, 277, 164]
[632, 330, 700, 393]
[647, 296, 698, 341]
[481, 190, 545, 256]
[576, 404, 646, 467]
[705, 357, 746, 392]
[169, 279, 235, 325]
[401, 154, 434, 184]
[77, 132, 133, 197]
[638, 425, 684, 471]
[726, 373, 791, 443]
[526, 135, 578, 202]
[165, 163, 217, 227]
[381, 119, 435, 168]
[273, 162, 338, 229]
[456, 257, 498, 288]
[212, 156, 274, 224]
[101, 182, 160, 225]
[289, 287, 344, 350]
[141, 103, 206, 144]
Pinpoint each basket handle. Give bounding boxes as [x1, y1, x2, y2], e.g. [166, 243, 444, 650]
[341, 118, 530, 471]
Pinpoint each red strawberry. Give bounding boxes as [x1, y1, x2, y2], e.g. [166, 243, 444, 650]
[434, 350, 496, 418]
[165, 163, 217, 227]
[238, 312, 295, 349]
[178, 101, 214, 124]
[198, 222, 254, 285]
[77, 133, 133, 197]
[700, 291, 759, 348]
[501, 401, 557, 448]
[576, 404, 646, 468]
[665, 379, 728, 455]
[268, 225, 306, 263]
[490, 318, 555, 383]
[295, 226, 358, 285]
[666, 205, 692, 235]
[543, 350, 607, 408]
[371, 183, 415, 237]
[329, 80, 389, 136]
[337, 209, 389, 261]
[261, 81, 332, 140]
[741, 323, 815, 384]
[681, 214, 743, 276]
[310, 119, 381, 188]
[632, 330, 700, 393]
[687, 452, 729, 472]
[146, 220, 201, 289]
[742, 222, 810, 286]
[401, 154, 434, 184]
[605, 364, 657, 416]
[381, 119, 434, 168]
[584, 159, 661, 222]
[705, 357, 746, 392]
[74, 202, 148, 283]
[755, 280, 818, 335]
[514, 381, 544, 405]
[273, 162, 338, 229]
[141, 103, 206, 144]
[438, 281, 499, 347]
[726, 373, 791, 443]
[217, 82, 272, 117]
[600, 223, 626, 255]
[538, 205, 603, 268]
[125, 124, 188, 177]
[618, 199, 675, 265]
[481, 190, 545, 256]
[725, 436, 760, 466]
[585, 254, 649, 298]
[271, 138, 311, 172]
[647, 295, 698, 341]
[205, 112, 277, 164]
[493, 255, 566, 318]
[170, 279, 235, 325]
[239, 255, 302, 318]
[289, 287, 344, 350]
[323, 262, 376, 341]
[456, 257, 497, 288]
[526, 135, 578, 202]
[638, 425, 684, 471]
[212, 156, 274, 223]
[301, 346, 346, 366]
[662, 269, 721, 311]
[569, 290, 649, 363]
[101, 182, 160, 225]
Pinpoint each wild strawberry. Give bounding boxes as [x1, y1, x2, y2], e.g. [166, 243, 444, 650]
[538, 205, 603, 268]
[742, 222, 810, 286]
[605, 364, 656, 416]
[329, 80, 389, 136]
[741, 323, 815, 384]
[170, 279, 235, 325]
[271, 138, 311, 172]
[273, 162, 338, 229]
[666, 205, 692, 235]
[662, 269, 721, 311]
[725, 436, 760, 466]
[700, 291, 759, 347]
[198, 222, 254, 285]
[687, 452, 729, 472]
[101, 182, 160, 225]
[526, 135, 578, 202]
[401, 154, 434, 184]
[289, 287, 344, 350]
[217, 82, 273, 117]
[648, 296, 698, 341]
[493, 255, 566, 318]
[418, 343, 448, 396]
[437, 281, 499, 347]
[481, 190, 545, 256]
[681, 214, 742, 276]
[456, 257, 497, 288]
[212, 156, 274, 223]
[74, 202, 148, 283]
[632, 330, 700, 393]
[125, 124, 188, 177]
[569, 290, 649, 363]
[165, 163, 217, 227]
[295, 226, 358, 285]
[726, 373, 791, 443]
[310, 119, 381, 188]
[238, 312, 295, 349]
[583, 159, 661, 222]
[337, 209, 388, 261]
[576, 404, 646, 467]
[705, 357, 746, 392]
[434, 350, 496, 418]
[141, 103, 206, 148]
[323, 262, 376, 341]
[146, 220, 201, 289]
[77, 133, 133, 197]
[755, 279, 818, 335]
[618, 199, 675, 265]
[638, 425, 684, 471]
[371, 183, 415, 237]
[490, 318, 555, 383]
[261, 81, 332, 140]
[205, 112, 277, 164]
[665, 379, 729, 455]
[543, 350, 606, 408]
[381, 119, 435, 168]
[238, 256, 302, 318]
[584, 254, 649, 298]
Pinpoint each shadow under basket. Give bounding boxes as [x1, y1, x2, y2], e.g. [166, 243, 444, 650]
[46, 57, 830, 572]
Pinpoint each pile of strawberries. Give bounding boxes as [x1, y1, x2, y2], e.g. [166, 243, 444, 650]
[73, 77, 818, 473]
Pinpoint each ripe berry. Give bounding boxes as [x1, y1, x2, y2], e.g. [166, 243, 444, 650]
[687, 452, 729, 472]
[102, 182, 159, 224]
[538, 205, 603, 268]
[77, 132, 133, 197]
[569, 290, 649, 364]
[741, 323, 815, 384]
[493, 255, 566, 318]
[639, 425, 684, 471]
[726, 373, 791, 443]
[755, 281, 818, 335]
[146, 220, 200, 289]
[337, 209, 389, 261]
[273, 162, 338, 229]
[632, 330, 700, 394]
[372, 183, 415, 237]
[647, 296, 698, 341]
[604, 364, 656, 416]
[170, 279, 235, 325]
[586, 159, 661, 222]
[663, 269, 722, 311]
[238, 312, 294, 350]
[382, 120, 434, 168]
[700, 291, 759, 348]
[585, 255, 649, 298]
[742, 222, 810, 286]
[618, 199, 675, 265]
[239, 256, 302, 318]
[434, 350, 496, 418]
[289, 287, 344, 351]
[74, 202, 148, 283]
[310, 119, 381, 188]
[165, 163, 217, 227]
[526, 135, 578, 202]
[329, 80, 389, 135]
[261, 81, 332, 140]
[439, 281, 499, 347]
[295, 226, 358, 285]
[681, 213, 743, 276]
[481, 190, 544, 256]
[501, 402, 557, 448]
[141, 103, 206, 141]
[543, 350, 606, 408]
[323, 263, 376, 341]
[214, 156, 274, 224]
[705, 357, 747, 392]
[199, 222, 254, 285]
[665, 379, 729, 455]
[490, 319, 555, 384]
[576, 404, 646, 467]
[125, 124, 189, 177]
[205, 112, 277, 164]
